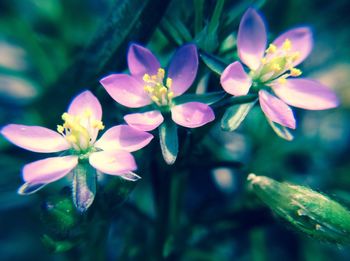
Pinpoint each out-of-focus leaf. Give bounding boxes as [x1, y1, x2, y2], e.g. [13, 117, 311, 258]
[173, 91, 225, 105]
[42, 234, 76, 253]
[159, 118, 178, 165]
[221, 100, 257, 131]
[36, 0, 171, 125]
[200, 51, 227, 75]
[267, 119, 294, 141]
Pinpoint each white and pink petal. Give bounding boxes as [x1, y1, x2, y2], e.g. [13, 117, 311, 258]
[94, 125, 153, 152]
[127, 44, 160, 77]
[124, 110, 164, 131]
[171, 102, 215, 128]
[89, 150, 137, 176]
[167, 44, 198, 96]
[237, 8, 267, 70]
[68, 90, 102, 121]
[22, 155, 78, 184]
[100, 74, 151, 108]
[1, 124, 70, 153]
[272, 78, 339, 110]
[259, 90, 296, 129]
[272, 27, 313, 66]
[220, 61, 252, 96]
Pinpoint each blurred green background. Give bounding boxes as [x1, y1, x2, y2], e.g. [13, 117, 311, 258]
[1, 0, 350, 260]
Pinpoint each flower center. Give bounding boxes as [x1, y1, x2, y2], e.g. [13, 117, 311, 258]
[57, 109, 104, 152]
[251, 39, 302, 83]
[143, 68, 174, 107]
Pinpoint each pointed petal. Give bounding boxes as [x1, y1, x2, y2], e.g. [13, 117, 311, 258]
[237, 8, 267, 70]
[1, 124, 70, 153]
[22, 156, 78, 184]
[167, 44, 199, 96]
[273, 78, 339, 110]
[68, 90, 102, 121]
[220, 61, 252, 96]
[259, 90, 296, 129]
[272, 27, 313, 66]
[89, 151, 137, 175]
[95, 125, 153, 152]
[100, 74, 151, 108]
[171, 102, 215, 128]
[124, 110, 164, 131]
[127, 44, 160, 77]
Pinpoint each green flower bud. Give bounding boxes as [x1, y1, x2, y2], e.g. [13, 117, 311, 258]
[41, 193, 81, 236]
[247, 174, 350, 244]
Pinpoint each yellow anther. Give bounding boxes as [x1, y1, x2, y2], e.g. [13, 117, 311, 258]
[272, 63, 281, 72]
[266, 44, 277, 53]
[290, 68, 302, 77]
[277, 77, 287, 84]
[151, 96, 160, 102]
[93, 120, 105, 130]
[159, 87, 167, 94]
[144, 86, 154, 93]
[57, 125, 64, 134]
[282, 39, 292, 51]
[151, 75, 157, 81]
[167, 92, 174, 99]
[62, 112, 70, 121]
[158, 68, 165, 78]
[166, 78, 173, 88]
[290, 52, 300, 62]
[143, 74, 151, 82]
[261, 58, 267, 65]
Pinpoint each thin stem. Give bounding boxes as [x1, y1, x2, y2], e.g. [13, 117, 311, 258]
[212, 94, 258, 109]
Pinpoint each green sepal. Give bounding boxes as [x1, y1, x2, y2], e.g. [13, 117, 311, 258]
[72, 162, 97, 212]
[199, 51, 228, 75]
[173, 91, 225, 106]
[159, 118, 178, 165]
[248, 174, 350, 245]
[221, 100, 257, 131]
[267, 119, 294, 141]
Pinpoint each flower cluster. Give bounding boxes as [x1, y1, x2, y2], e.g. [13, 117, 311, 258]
[0, 7, 339, 212]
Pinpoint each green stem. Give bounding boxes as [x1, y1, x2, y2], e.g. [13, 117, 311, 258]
[213, 94, 258, 109]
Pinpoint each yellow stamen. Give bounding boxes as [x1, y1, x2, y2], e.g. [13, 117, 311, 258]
[144, 86, 154, 93]
[167, 92, 174, 99]
[57, 125, 64, 134]
[143, 74, 151, 82]
[261, 58, 267, 65]
[159, 87, 167, 94]
[278, 77, 287, 84]
[158, 68, 165, 79]
[151, 96, 160, 102]
[282, 39, 292, 51]
[272, 63, 281, 72]
[67, 135, 77, 144]
[290, 68, 302, 77]
[266, 44, 277, 53]
[166, 78, 172, 88]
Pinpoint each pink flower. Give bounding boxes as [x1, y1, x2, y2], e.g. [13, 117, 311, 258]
[1, 91, 153, 193]
[220, 8, 339, 129]
[100, 44, 215, 131]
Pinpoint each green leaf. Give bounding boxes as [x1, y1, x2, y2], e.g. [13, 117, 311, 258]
[42, 234, 76, 253]
[173, 91, 225, 105]
[72, 162, 97, 212]
[207, 0, 225, 34]
[221, 100, 257, 131]
[200, 51, 228, 75]
[159, 119, 178, 165]
[267, 119, 294, 141]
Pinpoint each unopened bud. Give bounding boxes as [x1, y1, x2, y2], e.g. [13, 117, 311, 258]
[247, 174, 350, 244]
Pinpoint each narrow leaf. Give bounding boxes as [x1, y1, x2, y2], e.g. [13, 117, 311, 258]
[200, 51, 228, 75]
[173, 91, 225, 105]
[159, 119, 178, 165]
[221, 100, 257, 131]
[72, 163, 96, 212]
[267, 119, 294, 141]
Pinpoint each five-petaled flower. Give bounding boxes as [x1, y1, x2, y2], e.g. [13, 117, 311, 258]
[100, 43, 215, 131]
[1, 91, 153, 195]
[220, 8, 339, 129]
